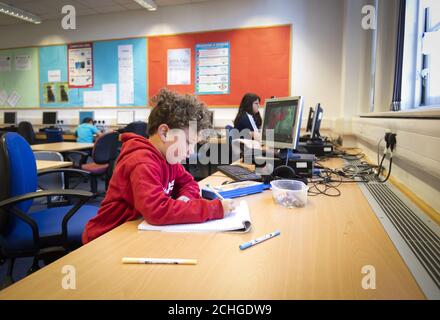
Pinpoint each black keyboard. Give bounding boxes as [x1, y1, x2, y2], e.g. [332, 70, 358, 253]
[217, 165, 262, 182]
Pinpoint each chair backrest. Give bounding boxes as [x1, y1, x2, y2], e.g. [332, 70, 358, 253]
[33, 151, 65, 190]
[45, 128, 63, 143]
[17, 121, 36, 145]
[0, 133, 37, 214]
[92, 132, 120, 164]
[121, 121, 148, 138]
[0, 133, 10, 232]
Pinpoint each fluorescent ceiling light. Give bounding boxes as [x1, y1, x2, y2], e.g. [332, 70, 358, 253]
[133, 0, 157, 11]
[0, 2, 42, 24]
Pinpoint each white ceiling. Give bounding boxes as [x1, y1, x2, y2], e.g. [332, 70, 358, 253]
[0, 0, 217, 25]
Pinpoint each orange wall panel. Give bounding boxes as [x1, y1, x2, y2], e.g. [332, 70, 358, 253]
[148, 25, 291, 107]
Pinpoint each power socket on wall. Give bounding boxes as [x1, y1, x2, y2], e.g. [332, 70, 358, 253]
[384, 131, 397, 152]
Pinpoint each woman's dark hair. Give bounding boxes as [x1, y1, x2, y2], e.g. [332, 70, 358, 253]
[233, 93, 262, 128]
[82, 117, 93, 124]
[148, 88, 211, 136]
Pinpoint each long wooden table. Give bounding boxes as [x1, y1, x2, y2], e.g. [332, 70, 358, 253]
[31, 142, 94, 152]
[0, 158, 425, 299]
[36, 160, 72, 172]
[35, 133, 77, 142]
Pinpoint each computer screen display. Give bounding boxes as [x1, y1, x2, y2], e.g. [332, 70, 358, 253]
[79, 111, 95, 124]
[261, 96, 304, 150]
[117, 111, 135, 125]
[42, 112, 57, 125]
[310, 103, 323, 140]
[4, 112, 16, 125]
[305, 107, 314, 133]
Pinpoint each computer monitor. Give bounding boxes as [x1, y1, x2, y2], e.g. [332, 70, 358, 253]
[117, 110, 135, 125]
[4, 112, 17, 125]
[42, 111, 57, 125]
[310, 103, 323, 140]
[79, 111, 94, 124]
[305, 107, 314, 133]
[261, 96, 304, 150]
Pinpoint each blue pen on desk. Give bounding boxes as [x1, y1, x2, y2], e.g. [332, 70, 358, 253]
[239, 230, 281, 250]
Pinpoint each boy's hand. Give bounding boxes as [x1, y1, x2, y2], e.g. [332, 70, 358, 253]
[221, 199, 238, 217]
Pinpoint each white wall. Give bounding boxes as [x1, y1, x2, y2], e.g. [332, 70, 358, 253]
[337, 0, 373, 134]
[0, 0, 345, 127]
[352, 117, 440, 213]
[337, 0, 440, 214]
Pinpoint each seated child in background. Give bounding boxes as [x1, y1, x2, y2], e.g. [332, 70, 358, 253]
[76, 117, 101, 143]
[233, 93, 262, 141]
[82, 88, 236, 243]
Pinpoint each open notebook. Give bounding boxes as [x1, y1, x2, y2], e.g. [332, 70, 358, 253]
[138, 200, 252, 233]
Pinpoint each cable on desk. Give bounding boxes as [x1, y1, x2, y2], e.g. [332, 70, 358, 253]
[309, 160, 374, 197]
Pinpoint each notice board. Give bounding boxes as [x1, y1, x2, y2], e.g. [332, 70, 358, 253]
[148, 25, 291, 107]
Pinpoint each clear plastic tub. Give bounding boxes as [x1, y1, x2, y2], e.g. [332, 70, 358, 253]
[270, 180, 308, 208]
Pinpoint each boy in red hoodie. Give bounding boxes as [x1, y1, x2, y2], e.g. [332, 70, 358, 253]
[82, 89, 236, 243]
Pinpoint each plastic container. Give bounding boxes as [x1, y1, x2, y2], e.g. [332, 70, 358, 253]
[270, 180, 308, 208]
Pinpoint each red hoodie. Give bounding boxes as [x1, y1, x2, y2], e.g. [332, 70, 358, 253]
[82, 133, 224, 243]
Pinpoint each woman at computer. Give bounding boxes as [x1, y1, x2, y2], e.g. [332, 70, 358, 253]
[233, 93, 262, 140]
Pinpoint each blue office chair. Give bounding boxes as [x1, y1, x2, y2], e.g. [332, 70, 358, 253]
[0, 132, 99, 285]
[45, 128, 64, 143]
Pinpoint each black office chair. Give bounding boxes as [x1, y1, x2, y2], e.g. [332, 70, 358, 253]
[72, 132, 120, 195]
[45, 128, 63, 143]
[119, 121, 148, 138]
[17, 121, 36, 145]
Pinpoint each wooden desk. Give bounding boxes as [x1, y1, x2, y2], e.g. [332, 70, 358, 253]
[36, 160, 72, 172]
[31, 142, 94, 153]
[0, 158, 424, 299]
[35, 133, 77, 142]
[207, 136, 227, 144]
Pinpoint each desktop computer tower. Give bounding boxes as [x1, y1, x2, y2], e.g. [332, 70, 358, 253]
[297, 141, 334, 157]
[248, 153, 315, 178]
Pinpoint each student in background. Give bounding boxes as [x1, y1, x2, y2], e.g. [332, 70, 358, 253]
[82, 88, 237, 244]
[233, 93, 262, 140]
[75, 117, 101, 143]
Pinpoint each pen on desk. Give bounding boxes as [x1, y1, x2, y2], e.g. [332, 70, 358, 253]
[239, 230, 281, 250]
[205, 184, 224, 200]
[122, 257, 197, 265]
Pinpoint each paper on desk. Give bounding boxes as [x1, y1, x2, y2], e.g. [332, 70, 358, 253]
[138, 200, 252, 233]
[231, 138, 262, 150]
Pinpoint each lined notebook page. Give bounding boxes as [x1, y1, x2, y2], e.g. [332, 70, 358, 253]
[138, 201, 252, 233]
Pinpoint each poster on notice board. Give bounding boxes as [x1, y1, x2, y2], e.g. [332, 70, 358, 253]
[68, 42, 93, 88]
[195, 42, 230, 95]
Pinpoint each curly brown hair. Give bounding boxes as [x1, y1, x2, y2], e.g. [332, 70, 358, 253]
[148, 88, 212, 136]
